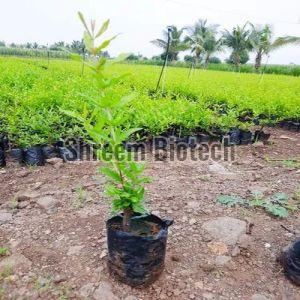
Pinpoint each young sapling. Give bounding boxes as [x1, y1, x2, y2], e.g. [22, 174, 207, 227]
[62, 12, 150, 231]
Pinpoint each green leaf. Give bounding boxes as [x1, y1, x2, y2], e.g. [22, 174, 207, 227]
[78, 12, 91, 36]
[95, 35, 118, 53]
[217, 195, 244, 207]
[271, 192, 289, 203]
[264, 204, 289, 218]
[100, 167, 122, 183]
[60, 109, 85, 122]
[83, 31, 94, 52]
[95, 19, 110, 38]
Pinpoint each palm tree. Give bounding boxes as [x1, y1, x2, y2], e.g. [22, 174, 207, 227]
[203, 36, 223, 67]
[222, 24, 252, 68]
[184, 19, 220, 66]
[151, 26, 187, 62]
[249, 24, 300, 70]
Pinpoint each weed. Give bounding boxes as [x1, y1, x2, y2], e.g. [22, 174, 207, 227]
[0, 248, 8, 257]
[0, 265, 13, 282]
[72, 186, 87, 208]
[217, 191, 297, 218]
[9, 197, 18, 210]
[282, 159, 300, 169]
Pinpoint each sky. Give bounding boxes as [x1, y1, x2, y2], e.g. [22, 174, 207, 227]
[1, 0, 300, 64]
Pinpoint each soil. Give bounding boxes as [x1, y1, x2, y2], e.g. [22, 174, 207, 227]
[0, 128, 300, 300]
[109, 218, 161, 237]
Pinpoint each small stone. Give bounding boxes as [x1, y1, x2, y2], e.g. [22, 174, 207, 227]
[79, 283, 95, 298]
[189, 294, 195, 299]
[18, 201, 30, 209]
[251, 294, 269, 300]
[173, 289, 181, 296]
[124, 296, 138, 300]
[248, 186, 268, 195]
[100, 250, 107, 259]
[202, 217, 247, 246]
[215, 255, 231, 267]
[279, 135, 295, 140]
[0, 254, 32, 272]
[0, 211, 13, 224]
[46, 158, 64, 165]
[195, 281, 204, 289]
[231, 246, 241, 257]
[36, 196, 58, 214]
[16, 190, 40, 202]
[93, 281, 119, 300]
[189, 218, 197, 225]
[67, 245, 84, 256]
[199, 260, 215, 272]
[53, 275, 67, 284]
[17, 170, 30, 178]
[187, 201, 199, 209]
[202, 293, 215, 299]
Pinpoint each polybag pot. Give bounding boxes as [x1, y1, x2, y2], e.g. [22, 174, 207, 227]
[42, 145, 58, 159]
[280, 239, 300, 286]
[253, 131, 271, 142]
[197, 134, 210, 144]
[24, 146, 45, 166]
[290, 122, 300, 132]
[107, 214, 173, 287]
[228, 129, 241, 145]
[240, 131, 252, 145]
[282, 121, 292, 130]
[10, 148, 24, 163]
[58, 146, 78, 162]
[0, 149, 6, 167]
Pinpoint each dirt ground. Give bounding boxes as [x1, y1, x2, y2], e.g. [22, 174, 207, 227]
[0, 128, 300, 300]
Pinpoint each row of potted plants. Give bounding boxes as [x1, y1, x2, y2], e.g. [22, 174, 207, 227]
[0, 127, 271, 167]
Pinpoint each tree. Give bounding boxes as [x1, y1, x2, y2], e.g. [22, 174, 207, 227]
[249, 24, 300, 70]
[209, 56, 221, 64]
[227, 50, 249, 65]
[70, 40, 85, 54]
[0, 41, 5, 47]
[184, 19, 220, 66]
[222, 24, 252, 68]
[151, 26, 187, 61]
[50, 41, 65, 51]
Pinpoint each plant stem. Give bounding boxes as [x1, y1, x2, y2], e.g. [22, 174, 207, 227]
[106, 108, 134, 232]
[123, 207, 133, 232]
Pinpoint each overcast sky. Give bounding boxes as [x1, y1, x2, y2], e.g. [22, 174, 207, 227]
[1, 0, 300, 64]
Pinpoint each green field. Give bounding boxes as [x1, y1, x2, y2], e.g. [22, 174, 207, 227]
[0, 56, 299, 148]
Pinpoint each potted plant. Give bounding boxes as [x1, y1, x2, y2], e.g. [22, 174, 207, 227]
[62, 12, 173, 287]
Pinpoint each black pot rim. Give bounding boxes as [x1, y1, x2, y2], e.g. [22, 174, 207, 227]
[106, 213, 173, 240]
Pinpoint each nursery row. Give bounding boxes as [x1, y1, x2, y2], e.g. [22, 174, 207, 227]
[0, 129, 270, 167]
[126, 60, 300, 77]
[0, 47, 71, 59]
[0, 57, 299, 152]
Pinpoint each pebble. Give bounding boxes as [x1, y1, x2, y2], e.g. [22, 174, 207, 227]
[0, 211, 13, 224]
[189, 218, 197, 225]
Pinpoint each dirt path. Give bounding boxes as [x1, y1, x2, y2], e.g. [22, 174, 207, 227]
[0, 128, 300, 300]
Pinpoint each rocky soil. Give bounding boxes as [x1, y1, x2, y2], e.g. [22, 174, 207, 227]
[0, 128, 300, 300]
